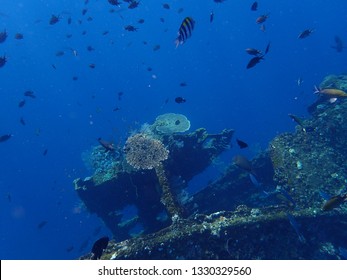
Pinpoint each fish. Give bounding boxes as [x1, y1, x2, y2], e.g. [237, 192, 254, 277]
[137, 18, 145, 24]
[49, 14, 60, 25]
[124, 25, 138, 31]
[332, 36, 344, 52]
[14, 33, 24, 40]
[90, 236, 109, 260]
[175, 96, 186, 103]
[322, 193, 347, 211]
[286, 213, 306, 243]
[108, 0, 121, 6]
[233, 155, 255, 175]
[245, 48, 262, 56]
[246, 55, 264, 69]
[264, 42, 271, 54]
[0, 54, 7, 67]
[236, 139, 248, 149]
[251, 2, 258, 11]
[128, 1, 140, 9]
[37, 220, 48, 229]
[314, 85, 347, 98]
[18, 100, 26, 108]
[24, 90, 36, 98]
[256, 14, 269, 24]
[20, 117, 26, 126]
[0, 134, 12, 142]
[163, 3, 170, 9]
[288, 114, 307, 132]
[179, 82, 187, 87]
[153, 45, 160, 51]
[298, 29, 314, 39]
[175, 17, 195, 47]
[43, 149, 48, 156]
[0, 29, 7, 43]
[210, 11, 214, 23]
[98, 138, 115, 151]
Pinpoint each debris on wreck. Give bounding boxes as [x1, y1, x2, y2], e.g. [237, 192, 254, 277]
[75, 79, 347, 259]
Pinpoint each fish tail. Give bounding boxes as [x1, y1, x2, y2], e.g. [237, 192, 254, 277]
[313, 85, 320, 94]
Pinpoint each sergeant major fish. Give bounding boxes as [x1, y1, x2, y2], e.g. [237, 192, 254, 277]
[175, 17, 195, 47]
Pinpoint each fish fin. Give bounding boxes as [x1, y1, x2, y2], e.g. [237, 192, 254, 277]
[313, 85, 320, 94]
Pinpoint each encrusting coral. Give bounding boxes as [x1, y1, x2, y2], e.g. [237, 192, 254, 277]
[124, 133, 182, 219]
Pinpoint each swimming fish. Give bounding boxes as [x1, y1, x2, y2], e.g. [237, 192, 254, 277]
[175, 17, 195, 47]
[236, 139, 248, 149]
[90, 236, 109, 260]
[322, 193, 347, 211]
[332, 36, 344, 52]
[210, 11, 214, 23]
[314, 86, 347, 98]
[0, 29, 7, 43]
[98, 138, 115, 151]
[256, 14, 269, 24]
[0, 54, 7, 67]
[49, 14, 60, 25]
[251, 2, 258, 11]
[0, 134, 12, 142]
[233, 154, 255, 175]
[298, 29, 314, 39]
[175, 96, 186, 103]
[246, 55, 264, 69]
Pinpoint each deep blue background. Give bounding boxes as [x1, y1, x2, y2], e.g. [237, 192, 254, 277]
[0, 0, 346, 259]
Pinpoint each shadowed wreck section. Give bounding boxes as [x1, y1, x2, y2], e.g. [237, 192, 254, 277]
[75, 75, 347, 259]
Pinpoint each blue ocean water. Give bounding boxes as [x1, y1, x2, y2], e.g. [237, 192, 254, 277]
[0, 0, 346, 259]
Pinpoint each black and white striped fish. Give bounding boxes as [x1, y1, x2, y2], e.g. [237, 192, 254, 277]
[175, 17, 195, 47]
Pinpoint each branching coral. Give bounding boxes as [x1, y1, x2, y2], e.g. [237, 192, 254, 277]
[124, 133, 182, 219]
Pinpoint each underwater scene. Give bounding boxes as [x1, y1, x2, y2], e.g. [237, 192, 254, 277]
[1, 0, 347, 260]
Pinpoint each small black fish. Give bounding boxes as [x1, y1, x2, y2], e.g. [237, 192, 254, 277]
[20, 117, 26, 126]
[0, 29, 7, 43]
[245, 48, 262, 56]
[117, 91, 123, 100]
[108, 0, 121, 6]
[49, 14, 60, 25]
[90, 236, 109, 260]
[0, 134, 12, 143]
[163, 3, 170, 9]
[180, 82, 187, 87]
[98, 138, 115, 151]
[0, 54, 7, 67]
[14, 33, 24, 40]
[37, 220, 48, 229]
[175, 96, 186, 103]
[246, 56, 263, 69]
[236, 139, 248, 149]
[24, 90, 36, 98]
[332, 36, 344, 52]
[298, 29, 314, 39]
[210, 11, 214, 23]
[264, 41, 271, 54]
[43, 149, 48, 156]
[251, 1, 258, 11]
[18, 100, 26, 108]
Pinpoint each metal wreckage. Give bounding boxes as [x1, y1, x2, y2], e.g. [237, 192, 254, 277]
[75, 76, 347, 260]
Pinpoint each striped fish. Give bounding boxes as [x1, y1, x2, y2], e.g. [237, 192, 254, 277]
[175, 17, 195, 47]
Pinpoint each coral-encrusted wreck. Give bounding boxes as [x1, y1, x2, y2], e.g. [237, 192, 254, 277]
[75, 75, 347, 259]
